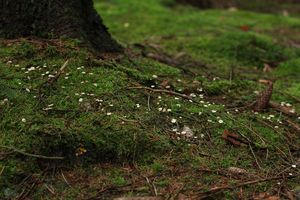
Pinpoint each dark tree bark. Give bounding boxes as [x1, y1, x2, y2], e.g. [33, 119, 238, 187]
[0, 0, 122, 52]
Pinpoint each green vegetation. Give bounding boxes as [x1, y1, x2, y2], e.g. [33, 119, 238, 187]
[0, 0, 300, 199]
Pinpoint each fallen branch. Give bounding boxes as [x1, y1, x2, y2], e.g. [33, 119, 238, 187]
[285, 119, 300, 133]
[128, 86, 195, 102]
[269, 101, 297, 117]
[0, 145, 64, 160]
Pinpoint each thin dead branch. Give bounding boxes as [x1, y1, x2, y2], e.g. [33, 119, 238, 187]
[249, 144, 262, 169]
[61, 171, 72, 188]
[47, 60, 69, 86]
[269, 102, 297, 117]
[0, 145, 64, 160]
[285, 119, 300, 133]
[128, 86, 195, 102]
[197, 174, 299, 196]
[0, 166, 4, 176]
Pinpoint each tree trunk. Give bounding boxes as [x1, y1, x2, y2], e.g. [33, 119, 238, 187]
[0, 0, 122, 52]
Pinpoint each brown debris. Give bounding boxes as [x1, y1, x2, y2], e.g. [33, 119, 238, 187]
[269, 101, 297, 117]
[263, 63, 272, 73]
[253, 193, 280, 200]
[286, 119, 300, 133]
[222, 130, 247, 146]
[254, 81, 273, 112]
[197, 174, 299, 197]
[177, 194, 191, 200]
[227, 167, 248, 176]
[253, 80, 299, 118]
[114, 197, 163, 200]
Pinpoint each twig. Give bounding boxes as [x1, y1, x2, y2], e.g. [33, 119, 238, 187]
[249, 144, 262, 170]
[256, 118, 281, 134]
[279, 91, 300, 104]
[117, 116, 139, 123]
[0, 166, 4, 176]
[142, 174, 158, 196]
[226, 114, 289, 160]
[61, 171, 72, 188]
[44, 184, 55, 195]
[147, 95, 151, 111]
[15, 173, 45, 200]
[269, 101, 297, 117]
[0, 145, 64, 160]
[48, 60, 69, 86]
[132, 163, 158, 197]
[128, 86, 195, 102]
[197, 174, 298, 196]
[285, 119, 300, 133]
[38, 60, 69, 103]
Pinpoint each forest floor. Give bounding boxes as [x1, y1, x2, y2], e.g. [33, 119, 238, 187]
[1, 0, 300, 199]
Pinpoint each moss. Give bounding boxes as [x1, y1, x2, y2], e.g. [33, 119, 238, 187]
[44, 45, 60, 58]
[204, 32, 284, 67]
[274, 58, 300, 77]
[12, 42, 37, 59]
[1, 0, 300, 198]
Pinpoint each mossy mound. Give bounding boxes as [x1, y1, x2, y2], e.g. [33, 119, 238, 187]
[1, 0, 300, 199]
[205, 32, 285, 67]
